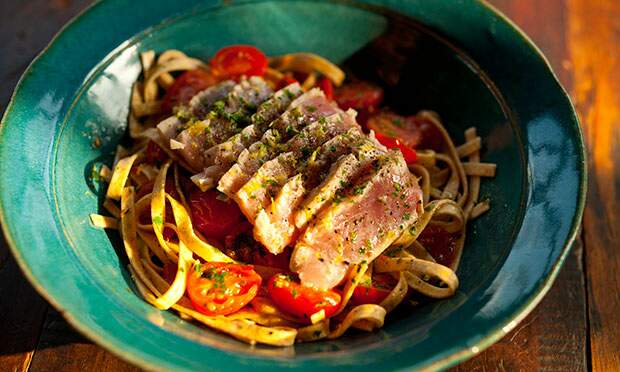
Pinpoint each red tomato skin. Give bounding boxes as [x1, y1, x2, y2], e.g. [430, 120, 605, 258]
[334, 82, 384, 110]
[251, 246, 292, 270]
[351, 286, 390, 305]
[350, 273, 396, 305]
[161, 70, 216, 113]
[162, 262, 177, 284]
[187, 262, 261, 316]
[317, 77, 334, 100]
[407, 116, 445, 151]
[267, 274, 341, 321]
[223, 220, 253, 248]
[277, 75, 298, 90]
[189, 190, 243, 240]
[417, 226, 458, 267]
[210, 45, 268, 79]
[161, 69, 218, 114]
[374, 132, 418, 164]
[145, 141, 168, 164]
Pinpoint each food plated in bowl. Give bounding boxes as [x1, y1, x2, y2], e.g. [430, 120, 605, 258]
[0, 0, 585, 370]
[90, 45, 497, 345]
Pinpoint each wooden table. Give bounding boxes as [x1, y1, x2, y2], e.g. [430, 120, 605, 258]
[0, 1, 617, 370]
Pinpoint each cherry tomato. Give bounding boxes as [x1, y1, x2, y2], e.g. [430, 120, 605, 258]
[187, 262, 261, 316]
[210, 45, 268, 79]
[317, 77, 334, 100]
[334, 81, 384, 110]
[374, 132, 418, 164]
[161, 69, 218, 113]
[189, 189, 243, 240]
[277, 74, 298, 90]
[417, 226, 458, 267]
[224, 220, 253, 248]
[252, 246, 292, 270]
[407, 115, 445, 151]
[367, 113, 421, 147]
[162, 262, 177, 284]
[267, 273, 341, 321]
[145, 140, 168, 164]
[351, 273, 397, 305]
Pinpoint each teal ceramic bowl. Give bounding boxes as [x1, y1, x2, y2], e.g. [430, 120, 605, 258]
[0, 0, 586, 370]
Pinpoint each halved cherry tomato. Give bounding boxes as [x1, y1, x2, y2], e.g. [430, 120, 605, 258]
[417, 225, 458, 267]
[351, 273, 397, 305]
[145, 140, 168, 164]
[317, 77, 334, 100]
[374, 132, 418, 164]
[367, 113, 421, 148]
[161, 69, 218, 113]
[407, 115, 445, 151]
[267, 273, 341, 321]
[210, 45, 268, 79]
[187, 262, 261, 315]
[189, 189, 243, 240]
[334, 81, 384, 110]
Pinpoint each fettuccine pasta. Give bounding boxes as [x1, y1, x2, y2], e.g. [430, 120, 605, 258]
[91, 45, 496, 346]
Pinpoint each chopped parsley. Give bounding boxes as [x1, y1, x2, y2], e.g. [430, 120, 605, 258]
[353, 184, 366, 195]
[262, 178, 279, 188]
[202, 268, 228, 289]
[300, 146, 312, 157]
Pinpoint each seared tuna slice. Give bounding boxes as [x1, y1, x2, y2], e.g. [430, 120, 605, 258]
[250, 112, 364, 253]
[236, 111, 357, 223]
[173, 77, 272, 171]
[235, 152, 298, 222]
[157, 80, 236, 144]
[291, 152, 423, 290]
[218, 89, 338, 197]
[189, 80, 236, 118]
[191, 83, 302, 190]
[293, 130, 386, 229]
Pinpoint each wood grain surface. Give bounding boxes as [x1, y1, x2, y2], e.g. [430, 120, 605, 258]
[568, 1, 620, 370]
[0, 0, 616, 371]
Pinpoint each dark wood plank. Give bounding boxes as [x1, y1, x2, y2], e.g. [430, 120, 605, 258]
[0, 254, 48, 372]
[28, 309, 140, 372]
[0, 0, 94, 110]
[453, 0, 589, 369]
[567, 1, 620, 370]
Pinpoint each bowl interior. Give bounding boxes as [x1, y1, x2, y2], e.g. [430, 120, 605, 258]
[53, 0, 524, 359]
